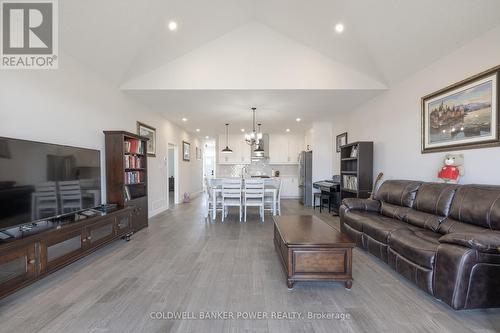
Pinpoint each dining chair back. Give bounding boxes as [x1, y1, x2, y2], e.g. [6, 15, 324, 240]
[243, 179, 265, 222]
[221, 178, 243, 222]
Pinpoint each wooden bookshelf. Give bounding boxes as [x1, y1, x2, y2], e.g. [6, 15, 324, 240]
[104, 131, 149, 232]
[340, 142, 373, 200]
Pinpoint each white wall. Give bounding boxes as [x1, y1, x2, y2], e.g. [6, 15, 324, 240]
[332, 25, 500, 185]
[308, 122, 333, 182]
[122, 22, 386, 90]
[0, 53, 203, 217]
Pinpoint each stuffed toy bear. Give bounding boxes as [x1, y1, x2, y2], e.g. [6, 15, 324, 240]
[437, 153, 464, 184]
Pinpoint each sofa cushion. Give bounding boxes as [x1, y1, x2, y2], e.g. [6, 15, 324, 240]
[449, 185, 500, 230]
[380, 202, 412, 221]
[362, 215, 411, 244]
[405, 209, 446, 232]
[413, 183, 458, 216]
[389, 228, 441, 269]
[376, 180, 422, 208]
[439, 231, 500, 253]
[342, 210, 381, 232]
[438, 217, 488, 235]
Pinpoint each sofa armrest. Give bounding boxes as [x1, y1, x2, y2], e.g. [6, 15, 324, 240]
[341, 198, 380, 213]
[439, 232, 500, 254]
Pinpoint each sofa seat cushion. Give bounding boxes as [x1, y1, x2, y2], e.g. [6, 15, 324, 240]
[342, 210, 381, 232]
[389, 228, 440, 269]
[362, 215, 411, 244]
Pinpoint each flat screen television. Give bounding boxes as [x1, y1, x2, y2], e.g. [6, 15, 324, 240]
[0, 137, 101, 231]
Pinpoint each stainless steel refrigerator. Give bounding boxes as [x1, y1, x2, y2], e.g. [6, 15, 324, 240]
[298, 151, 312, 206]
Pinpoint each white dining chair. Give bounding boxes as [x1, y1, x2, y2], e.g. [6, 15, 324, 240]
[264, 178, 282, 216]
[221, 178, 243, 222]
[204, 178, 221, 220]
[244, 179, 265, 222]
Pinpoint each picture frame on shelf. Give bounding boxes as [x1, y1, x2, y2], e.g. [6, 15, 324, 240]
[421, 65, 500, 153]
[336, 132, 348, 152]
[183, 141, 191, 161]
[137, 122, 156, 157]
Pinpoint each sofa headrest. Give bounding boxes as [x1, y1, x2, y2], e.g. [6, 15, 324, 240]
[413, 183, 459, 217]
[449, 185, 500, 230]
[375, 180, 422, 208]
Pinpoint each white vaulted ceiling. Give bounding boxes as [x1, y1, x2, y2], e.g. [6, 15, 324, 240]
[60, 0, 500, 134]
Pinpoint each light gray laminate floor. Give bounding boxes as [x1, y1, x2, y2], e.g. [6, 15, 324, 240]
[1, 198, 499, 333]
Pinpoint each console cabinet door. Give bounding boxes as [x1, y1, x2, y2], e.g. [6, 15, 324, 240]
[41, 228, 85, 273]
[85, 217, 116, 249]
[115, 212, 132, 236]
[0, 244, 36, 298]
[126, 196, 148, 232]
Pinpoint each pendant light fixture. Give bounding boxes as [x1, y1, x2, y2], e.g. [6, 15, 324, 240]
[254, 123, 264, 153]
[245, 107, 263, 146]
[221, 123, 233, 154]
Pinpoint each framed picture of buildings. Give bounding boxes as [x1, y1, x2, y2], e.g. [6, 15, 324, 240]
[421, 66, 499, 153]
[183, 141, 190, 161]
[137, 122, 156, 157]
[336, 132, 348, 152]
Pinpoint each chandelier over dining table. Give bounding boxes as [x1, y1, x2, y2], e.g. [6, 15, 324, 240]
[244, 107, 263, 146]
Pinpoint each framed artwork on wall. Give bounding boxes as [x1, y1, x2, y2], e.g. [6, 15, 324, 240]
[137, 122, 156, 157]
[421, 65, 500, 153]
[336, 132, 348, 152]
[183, 141, 190, 161]
[196, 147, 202, 160]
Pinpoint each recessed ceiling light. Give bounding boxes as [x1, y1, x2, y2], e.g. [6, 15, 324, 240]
[205, 136, 209, 139]
[335, 23, 344, 34]
[196, 128, 200, 132]
[168, 21, 178, 31]
[286, 129, 290, 132]
[182, 118, 188, 122]
[295, 118, 301, 122]
[240, 128, 245, 132]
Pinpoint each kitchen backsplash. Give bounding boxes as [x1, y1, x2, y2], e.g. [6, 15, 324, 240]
[216, 161, 299, 178]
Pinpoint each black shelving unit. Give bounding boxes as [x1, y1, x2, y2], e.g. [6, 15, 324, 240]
[340, 141, 373, 200]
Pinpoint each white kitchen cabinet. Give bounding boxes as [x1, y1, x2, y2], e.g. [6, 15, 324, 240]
[218, 134, 250, 164]
[269, 134, 304, 164]
[280, 176, 300, 198]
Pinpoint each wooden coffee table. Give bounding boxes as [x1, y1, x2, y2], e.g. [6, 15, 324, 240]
[273, 215, 354, 289]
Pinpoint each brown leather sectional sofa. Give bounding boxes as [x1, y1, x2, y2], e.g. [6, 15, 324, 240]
[339, 180, 500, 310]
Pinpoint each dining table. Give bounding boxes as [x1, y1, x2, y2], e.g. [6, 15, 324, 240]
[209, 178, 280, 216]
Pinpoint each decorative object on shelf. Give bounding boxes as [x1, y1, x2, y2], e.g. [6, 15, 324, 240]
[438, 153, 464, 184]
[137, 122, 156, 157]
[244, 107, 263, 146]
[350, 146, 358, 158]
[221, 123, 233, 154]
[422, 65, 499, 153]
[336, 132, 348, 152]
[183, 141, 191, 161]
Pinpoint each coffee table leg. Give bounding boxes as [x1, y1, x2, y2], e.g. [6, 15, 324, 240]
[287, 279, 294, 289]
[345, 280, 352, 289]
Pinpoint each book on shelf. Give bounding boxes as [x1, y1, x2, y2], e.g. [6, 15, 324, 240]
[124, 138, 144, 154]
[343, 175, 358, 191]
[124, 171, 143, 184]
[124, 155, 142, 169]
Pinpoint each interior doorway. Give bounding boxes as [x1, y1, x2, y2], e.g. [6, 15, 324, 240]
[167, 143, 179, 208]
